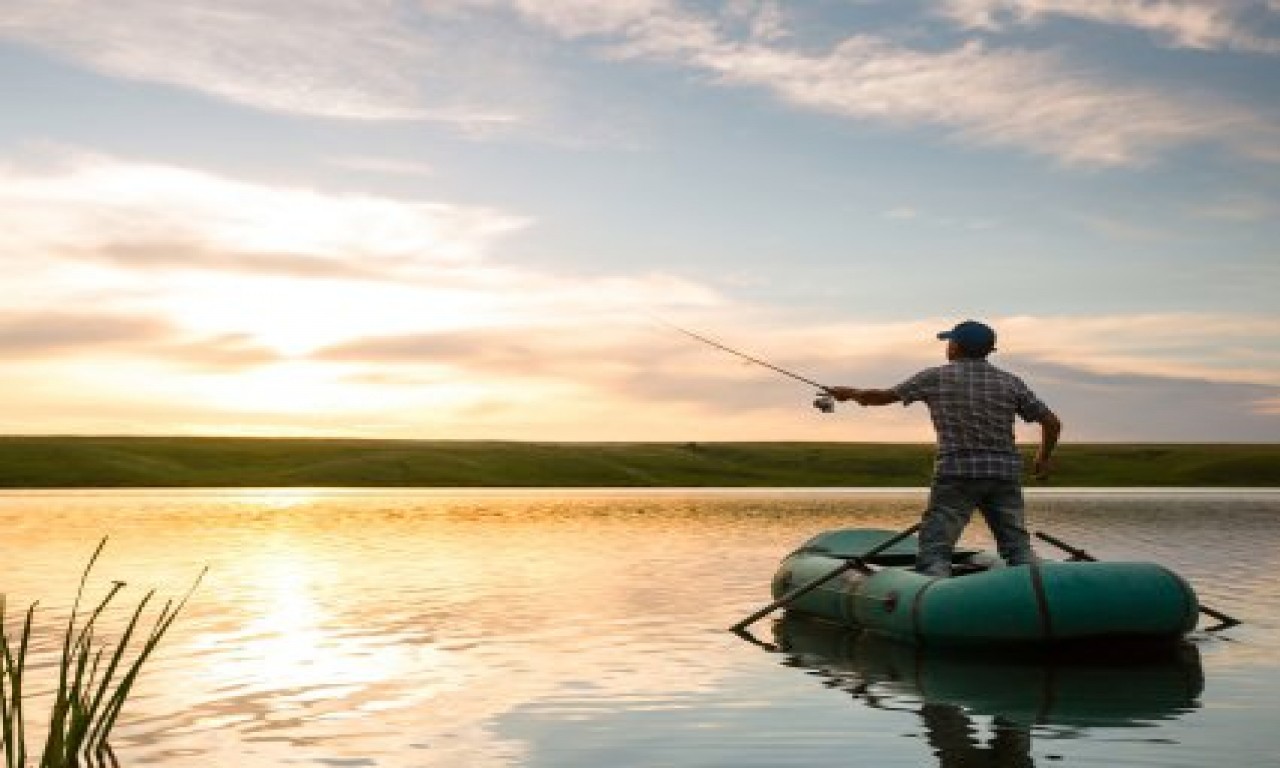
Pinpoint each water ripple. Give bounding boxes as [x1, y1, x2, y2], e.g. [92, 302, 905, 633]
[0, 489, 1275, 766]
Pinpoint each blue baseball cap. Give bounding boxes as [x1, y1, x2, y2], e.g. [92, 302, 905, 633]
[937, 320, 996, 353]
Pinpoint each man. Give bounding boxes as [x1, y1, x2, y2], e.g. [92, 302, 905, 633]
[829, 320, 1062, 577]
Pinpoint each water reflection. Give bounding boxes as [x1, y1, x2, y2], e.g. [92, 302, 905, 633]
[769, 614, 1203, 766]
[0, 490, 1268, 767]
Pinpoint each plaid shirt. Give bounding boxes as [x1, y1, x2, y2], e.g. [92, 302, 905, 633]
[892, 359, 1051, 479]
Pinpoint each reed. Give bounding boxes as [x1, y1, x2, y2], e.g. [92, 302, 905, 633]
[0, 539, 204, 768]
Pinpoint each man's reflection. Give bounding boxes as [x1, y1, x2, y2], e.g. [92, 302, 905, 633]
[767, 614, 1203, 768]
[920, 704, 1034, 768]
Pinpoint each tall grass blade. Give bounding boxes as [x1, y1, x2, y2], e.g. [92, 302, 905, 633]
[89, 566, 204, 758]
[80, 593, 153, 760]
[13, 605, 34, 768]
[0, 538, 203, 768]
[56, 584, 129, 766]
[1, 596, 12, 768]
[41, 538, 108, 768]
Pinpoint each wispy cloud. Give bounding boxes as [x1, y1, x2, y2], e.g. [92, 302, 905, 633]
[0, 309, 282, 372]
[937, 0, 1280, 54]
[499, 2, 1278, 166]
[0, 152, 529, 278]
[327, 156, 436, 177]
[634, 33, 1272, 166]
[0, 0, 520, 124]
[4, 2, 1274, 165]
[161, 333, 285, 371]
[995, 313, 1280, 386]
[0, 311, 168, 355]
[1015, 360, 1280, 440]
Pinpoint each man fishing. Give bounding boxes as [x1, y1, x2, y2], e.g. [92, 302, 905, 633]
[829, 320, 1062, 578]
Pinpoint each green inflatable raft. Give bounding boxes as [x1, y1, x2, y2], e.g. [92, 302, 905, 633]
[771, 528, 1199, 648]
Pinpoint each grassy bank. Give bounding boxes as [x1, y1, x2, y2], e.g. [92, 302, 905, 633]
[0, 437, 1275, 488]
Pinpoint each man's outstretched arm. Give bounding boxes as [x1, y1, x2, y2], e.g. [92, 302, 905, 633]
[828, 387, 902, 407]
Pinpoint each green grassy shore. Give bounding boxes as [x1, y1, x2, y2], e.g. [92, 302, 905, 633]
[0, 437, 1275, 488]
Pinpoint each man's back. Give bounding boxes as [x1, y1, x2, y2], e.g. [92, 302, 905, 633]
[893, 358, 1050, 478]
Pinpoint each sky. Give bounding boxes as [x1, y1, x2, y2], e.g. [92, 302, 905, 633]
[0, 0, 1277, 442]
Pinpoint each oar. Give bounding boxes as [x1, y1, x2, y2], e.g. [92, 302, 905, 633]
[1034, 530, 1241, 630]
[730, 523, 921, 633]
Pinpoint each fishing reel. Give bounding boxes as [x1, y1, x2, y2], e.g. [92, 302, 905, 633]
[813, 393, 836, 413]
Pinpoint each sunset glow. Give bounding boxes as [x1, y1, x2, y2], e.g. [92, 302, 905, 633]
[0, 1, 1276, 440]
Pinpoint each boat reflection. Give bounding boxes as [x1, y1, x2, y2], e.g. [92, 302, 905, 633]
[768, 614, 1203, 766]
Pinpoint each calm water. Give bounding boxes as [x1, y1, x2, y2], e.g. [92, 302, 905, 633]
[1, 489, 1278, 767]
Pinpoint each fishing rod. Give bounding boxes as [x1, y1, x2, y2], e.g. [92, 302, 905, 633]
[655, 318, 839, 413]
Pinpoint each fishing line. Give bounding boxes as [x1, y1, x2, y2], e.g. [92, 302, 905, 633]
[651, 316, 838, 412]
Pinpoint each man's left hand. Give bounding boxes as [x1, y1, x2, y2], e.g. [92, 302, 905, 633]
[1032, 456, 1053, 481]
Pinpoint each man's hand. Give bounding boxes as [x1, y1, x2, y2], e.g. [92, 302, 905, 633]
[1032, 411, 1061, 482]
[1032, 455, 1053, 482]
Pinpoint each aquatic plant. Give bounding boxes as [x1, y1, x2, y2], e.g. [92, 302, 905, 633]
[1, 539, 204, 767]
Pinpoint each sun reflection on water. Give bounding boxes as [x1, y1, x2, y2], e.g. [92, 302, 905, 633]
[187, 536, 473, 724]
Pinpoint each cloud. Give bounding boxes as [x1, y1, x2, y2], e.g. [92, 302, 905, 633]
[1, 0, 428, 121]
[318, 327, 594, 375]
[0, 0, 529, 125]
[1015, 359, 1280, 441]
[497, 0, 676, 37]
[0, 150, 720, 309]
[500, 2, 1278, 166]
[0, 153, 530, 279]
[5, 2, 1273, 165]
[993, 313, 1280, 386]
[640, 33, 1272, 166]
[937, 0, 1280, 54]
[315, 322, 722, 395]
[72, 240, 405, 281]
[327, 156, 436, 177]
[161, 333, 285, 371]
[0, 310, 281, 372]
[0, 311, 169, 356]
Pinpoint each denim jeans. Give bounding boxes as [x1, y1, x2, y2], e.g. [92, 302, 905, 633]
[916, 476, 1035, 577]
